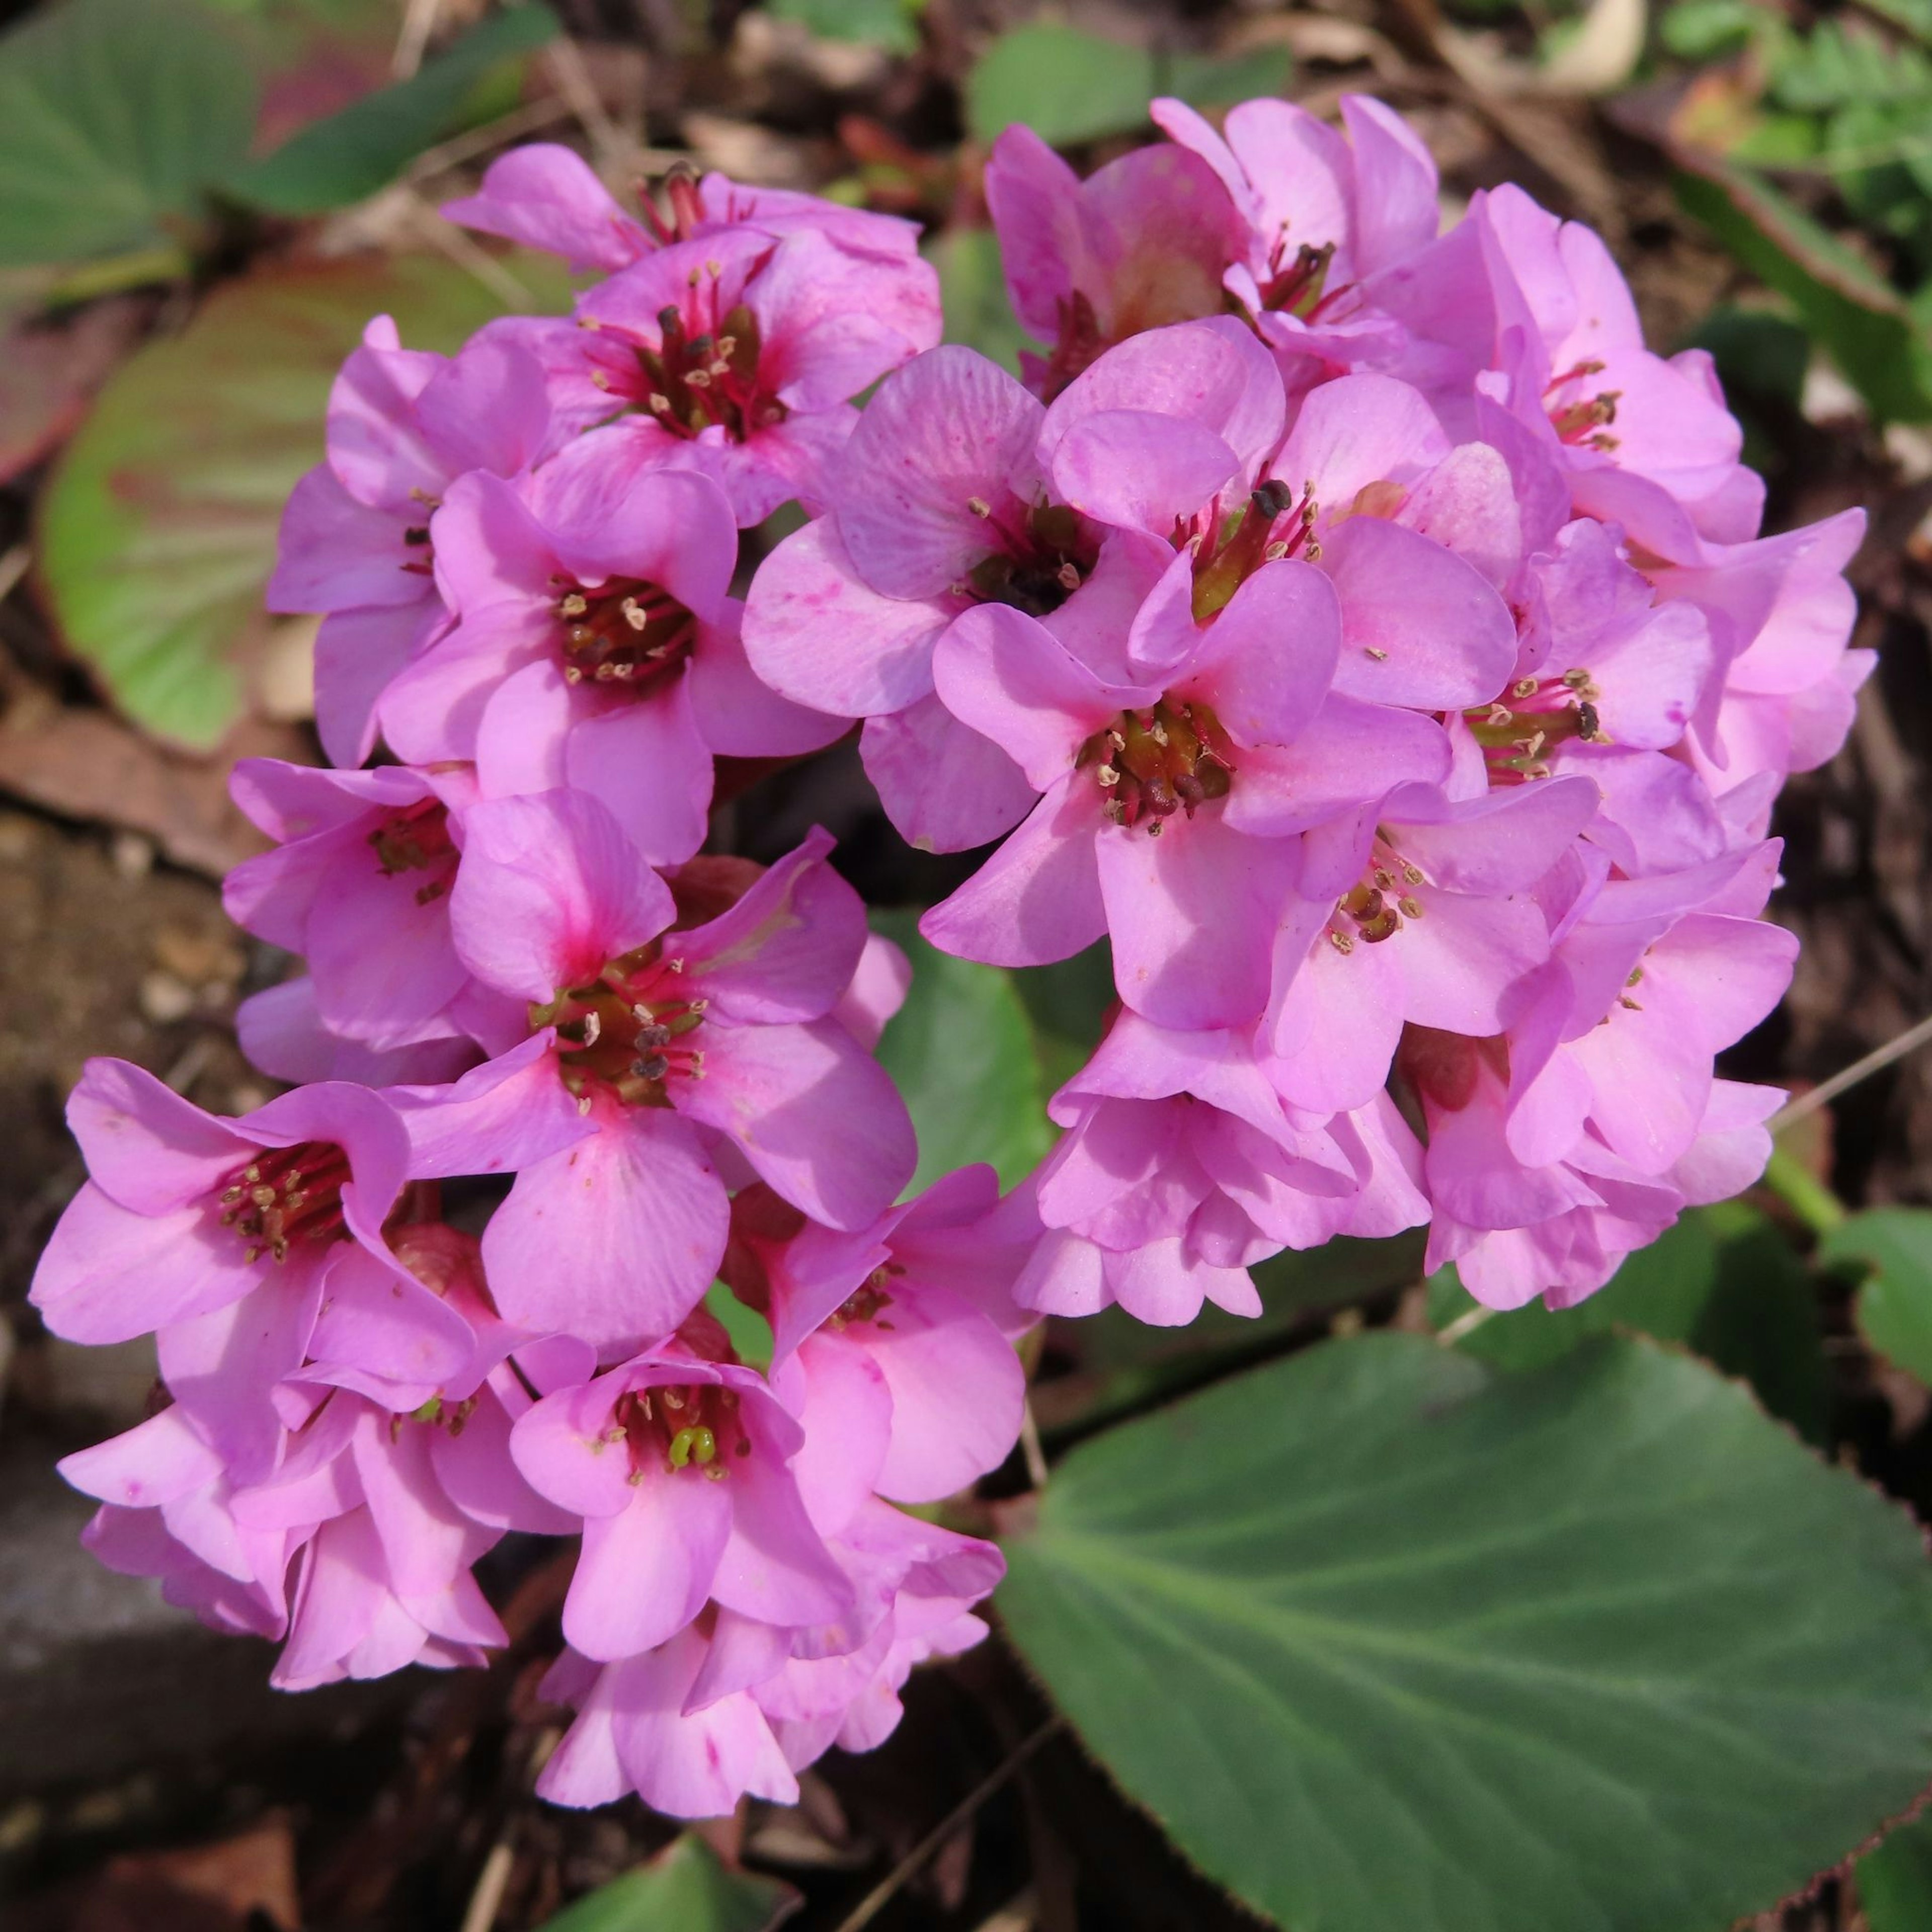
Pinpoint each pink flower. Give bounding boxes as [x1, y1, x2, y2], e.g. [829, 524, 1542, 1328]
[223, 758, 498, 1051]
[984, 125, 1251, 396]
[1019, 1012, 1428, 1326]
[1150, 93, 1440, 385]
[533, 1500, 1002, 1817]
[1406, 1026, 1784, 1309]
[442, 146, 924, 275]
[1504, 846, 1798, 1181]
[1465, 186, 1757, 550]
[29, 1062, 467, 1389]
[243, 1394, 511, 1689]
[391, 791, 914, 1353]
[742, 319, 1287, 848]
[268, 322, 553, 766]
[62, 1404, 294, 1640]
[511, 1346, 852, 1667]
[53, 1223, 572, 1673]
[1267, 777, 1602, 1114]
[917, 560, 1327, 1028]
[726, 1166, 1038, 1504]
[1659, 507, 1871, 799]
[478, 223, 939, 525]
[379, 454, 838, 868]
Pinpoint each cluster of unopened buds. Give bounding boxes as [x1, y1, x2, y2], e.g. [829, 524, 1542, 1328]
[34, 94, 1862, 1818]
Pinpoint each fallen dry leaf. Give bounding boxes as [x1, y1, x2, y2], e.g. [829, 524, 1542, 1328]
[74, 1812, 300, 1932]
[0, 696, 311, 879]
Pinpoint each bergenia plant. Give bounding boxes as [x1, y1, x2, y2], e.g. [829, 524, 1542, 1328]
[39, 91, 1921, 1932]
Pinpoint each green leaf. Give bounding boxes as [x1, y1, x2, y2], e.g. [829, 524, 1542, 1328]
[533, 1834, 796, 1932]
[767, 0, 923, 56]
[0, 0, 256, 268]
[964, 23, 1156, 146]
[871, 910, 1052, 1194]
[227, 3, 559, 215]
[925, 225, 1033, 378]
[1011, 940, 1113, 1092]
[1038, 1232, 1426, 1445]
[999, 1332, 1932, 1932]
[1429, 1212, 1721, 1372]
[1860, 1810, 1932, 1931]
[704, 1278, 774, 1374]
[1659, 0, 1765, 61]
[1685, 304, 1810, 407]
[1429, 1204, 1826, 1439]
[1822, 1207, 1932, 1384]
[1673, 154, 1932, 422]
[1162, 45, 1292, 110]
[38, 250, 571, 747]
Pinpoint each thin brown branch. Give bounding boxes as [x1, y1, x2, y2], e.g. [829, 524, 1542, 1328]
[1770, 1011, 1932, 1135]
[831, 1716, 1067, 1932]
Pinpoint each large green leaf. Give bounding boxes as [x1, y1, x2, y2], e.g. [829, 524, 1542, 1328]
[871, 910, 1052, 1194]
[1673, 153, 1932, 423]
[0, 0, 256, 268]
[1860, 1810, 1932, 1931]
[1428, 1202, 1828, 1440]
[38, 250, 571, 748]
[964, 23, 1157, 146]
[227, 3, 559, 215]
[999, 1332, 1932, 1932]
[1821, 1207, 1932, 1385]
[534, 1834, 796, 1932]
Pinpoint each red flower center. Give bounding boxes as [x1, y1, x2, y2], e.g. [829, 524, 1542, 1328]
[589, 269, 787, 446]
[368, 798, 458, 906]
[1079, 698, 1234, 834]
[216, 1141, 352, 1263]
[534, 943, 707, 1110]
[553, 577, 698, 696]
[1465, 670, 1608, 785]
[612, 1381, 749, 1480]
[1545, 361, 1621, 451]
[1190, 480, 1320, 620]
[961, 498, 1097, 618]
[1326, 839, 1428, 955]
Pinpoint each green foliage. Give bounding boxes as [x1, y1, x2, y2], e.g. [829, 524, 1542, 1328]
[965, 23, 1156, 146]
[925, 225, 1032, 377]
[1659, 0, 1764, 61]
[37, 251, 570, 747]
[1674, 155, 1932, 422]
[1685, 305, 1810, 407]
[1860, 1810, 1932, 1931]
[1821, 1208, 1932, 1385]
[1042, 1232, 1427, 1445]
[1429, 1202, 1827, 1439]
[703, 1279, 775, 1374]
[999, 1332, 1932, 1932]
[1163, 46, 1294, 112]
[533, 1835, 796, 1932]
[870, 911, 1054, 1195]
[964, 24, 1291, 147]
[228, 4, 559, 215]
[1010, 940, 1113, 1091]
[0, 0, 255, 269]
[767, 0, 925, 56]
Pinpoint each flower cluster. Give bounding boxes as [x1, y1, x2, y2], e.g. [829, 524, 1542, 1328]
[33, 97, 1861, 1820]
[747, 92, 1858, 1315]
[34, 153, 1028, 1819]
